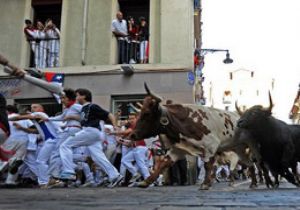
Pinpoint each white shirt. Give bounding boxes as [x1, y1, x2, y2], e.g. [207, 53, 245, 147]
[49, 103, 82, 128]
[104, 124, 117, 145]
[31, 112, 60, 141]
[8, 113, 33, 140]
[111, 19, 128, 36]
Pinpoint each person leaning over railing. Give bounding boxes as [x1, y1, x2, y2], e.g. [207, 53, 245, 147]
[127, 16, 139, 64]
[44, 19, 60, 68]
[112, 12, 129, 64]
[138, 17, 149, 64]
[23, 19, 36, 55]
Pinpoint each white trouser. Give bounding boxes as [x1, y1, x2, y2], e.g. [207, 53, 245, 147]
[35, 42, 47, 69]
[140, 40, 148, 61]
[48, 128, 81, 178]
[216, 165, 230, 178]
[122, 146, 150, 179]
[2, 138, 28, 162]
[47, 40, 60, 68]
[105, 144, 117, 164]
[20, 150, 39, 180]
[36, 138, 57, 185]
[120, 146, 132, 177]
[59, 127, 119, 181]
[197, 157, 205, 181]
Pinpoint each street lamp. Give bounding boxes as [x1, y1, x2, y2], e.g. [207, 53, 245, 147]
[200, 49, 233, 64]
[193, 48, 233, 105]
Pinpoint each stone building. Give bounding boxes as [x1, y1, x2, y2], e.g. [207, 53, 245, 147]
[0, 0, 196, 115]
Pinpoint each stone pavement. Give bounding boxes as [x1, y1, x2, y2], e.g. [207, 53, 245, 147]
[0, 180, 300, 210]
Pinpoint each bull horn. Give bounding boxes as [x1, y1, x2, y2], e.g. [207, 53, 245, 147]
[266, 91, 274, 112]
[144, 82, 151, 95]
[136, 102, 143, 108]
[144, 82, 162, 102]
[235, 101, 243, 116]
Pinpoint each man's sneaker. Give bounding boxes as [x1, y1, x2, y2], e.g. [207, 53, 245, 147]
[60, 172, 76, 181]
[107, 175, 123, 188]
[47, 178, 61, 188]
[9, 160, 23, 175]
[47, 181, 66, 189]
[129, 173, 141, 183]
[39, 184, 48, 189]
[68, 181, 80, 188]
[80, 182, 97, 188]
[128, 182, 138, 188]
[97, 177, 110, 187]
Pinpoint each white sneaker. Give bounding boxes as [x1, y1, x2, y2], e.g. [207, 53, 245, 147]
[47, 181, 66, 189]
[81, 182, 97, 188]
[128, 182, 138, 188]
[129, 173, 141, 183]
[107, 175, 123, 188]
[129, 59, 136, 64]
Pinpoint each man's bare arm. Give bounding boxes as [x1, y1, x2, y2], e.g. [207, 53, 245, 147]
[13, 123, 39, 134]
[9, 114, 36, 121]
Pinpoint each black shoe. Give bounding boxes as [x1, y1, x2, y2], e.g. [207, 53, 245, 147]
[9, 160, 23, 175]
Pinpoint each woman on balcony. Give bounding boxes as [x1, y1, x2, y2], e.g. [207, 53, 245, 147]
[138, 17, 149, 64]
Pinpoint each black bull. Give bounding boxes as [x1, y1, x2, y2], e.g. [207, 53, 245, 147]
[130, 83, 261, 189]
[236, 95, 300, 188]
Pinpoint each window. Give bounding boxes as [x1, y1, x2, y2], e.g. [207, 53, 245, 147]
[118, 0, 149, 22]
[115, 0, 150, 64]
[32, 0, 62, 29]
[111, 95, 145, 120]
[29, 0, 62, 67]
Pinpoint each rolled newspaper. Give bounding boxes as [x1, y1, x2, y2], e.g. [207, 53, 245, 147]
[0, 53, 64, 96]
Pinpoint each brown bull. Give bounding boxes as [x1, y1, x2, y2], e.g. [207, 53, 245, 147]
[130, 83, 259, 190]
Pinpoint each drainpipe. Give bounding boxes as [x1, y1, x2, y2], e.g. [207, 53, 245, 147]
[81, 0, 89, 65]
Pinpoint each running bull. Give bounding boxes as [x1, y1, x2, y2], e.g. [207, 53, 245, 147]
[236, 93, 300, 188]
[130, 83, 253, 190]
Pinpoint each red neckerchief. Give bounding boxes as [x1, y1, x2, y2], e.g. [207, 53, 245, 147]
[66, 100, 76, 108]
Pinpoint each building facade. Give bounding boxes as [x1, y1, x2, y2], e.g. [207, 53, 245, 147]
[0, 0, 196, 114]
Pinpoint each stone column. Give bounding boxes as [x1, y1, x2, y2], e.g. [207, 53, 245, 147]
[0, 0, 32, 67]
[160, 0, 194, 68]
[149, 0, 161, 64]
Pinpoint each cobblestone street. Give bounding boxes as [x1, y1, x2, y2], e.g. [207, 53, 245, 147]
[0, 180, 300, 210]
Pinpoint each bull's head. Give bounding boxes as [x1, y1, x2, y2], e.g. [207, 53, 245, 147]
[237, 92, 273, 129]
[130, 83, 163, 140]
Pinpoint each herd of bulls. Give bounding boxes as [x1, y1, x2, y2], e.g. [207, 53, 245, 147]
[131, 84, 300, 190]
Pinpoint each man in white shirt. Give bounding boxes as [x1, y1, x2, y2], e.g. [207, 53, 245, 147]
[112, 11, 128, 64]
[9, 104, 60, 188]
[3, 105, 35, 185]
[45, 19, 60, 68]
[44, 89, 82, 185]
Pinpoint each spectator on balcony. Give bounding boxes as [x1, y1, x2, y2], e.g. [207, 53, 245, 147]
[112, 12, 128, 64]
[23, 19, 36, 54]
[127, 16, 139, 64]
[34, 21, 47, 69]
[45, 19, 60, 68]
[138, 17, 149, 64]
